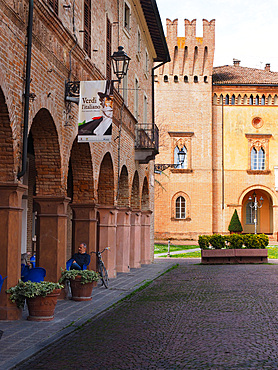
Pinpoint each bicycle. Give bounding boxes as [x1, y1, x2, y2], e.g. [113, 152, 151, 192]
[91, 247, 109, 288]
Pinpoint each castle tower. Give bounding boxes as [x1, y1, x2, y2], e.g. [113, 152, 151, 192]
[154, 18, 215, 240]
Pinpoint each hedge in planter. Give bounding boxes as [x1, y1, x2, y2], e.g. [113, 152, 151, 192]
[198, 233, 269, 249]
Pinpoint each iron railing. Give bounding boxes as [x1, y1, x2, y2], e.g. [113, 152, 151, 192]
[135, 123, 159, 153]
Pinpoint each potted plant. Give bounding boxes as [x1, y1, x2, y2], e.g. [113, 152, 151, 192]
[59, 269, 99, 301]
[6, 280, 63, 321]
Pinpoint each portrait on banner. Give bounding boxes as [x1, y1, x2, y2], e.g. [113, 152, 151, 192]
[78, 80, 114, 142]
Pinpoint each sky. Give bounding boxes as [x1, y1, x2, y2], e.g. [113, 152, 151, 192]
[156, 0, 278, 72]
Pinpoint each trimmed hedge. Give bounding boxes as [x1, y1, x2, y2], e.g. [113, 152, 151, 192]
[198, 234, 269, 250]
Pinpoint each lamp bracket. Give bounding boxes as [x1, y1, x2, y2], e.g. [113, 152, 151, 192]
[65, 80, 80, 104]
[154, 164, 179, 172]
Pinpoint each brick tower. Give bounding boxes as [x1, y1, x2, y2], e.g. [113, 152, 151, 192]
[154, 18, 216, 240]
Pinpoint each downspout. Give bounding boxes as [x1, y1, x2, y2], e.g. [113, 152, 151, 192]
[222, 98, 224, 210]
[151, 61, 168, 142]
[18, 0, 34, 180]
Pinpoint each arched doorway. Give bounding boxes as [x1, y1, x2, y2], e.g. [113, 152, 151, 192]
[242, 189, 273, 234]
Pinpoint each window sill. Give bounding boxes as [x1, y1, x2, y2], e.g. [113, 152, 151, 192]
[170, 169, 193, 173]
[246, 170, 271, 175]
[171, 217, 191, 222]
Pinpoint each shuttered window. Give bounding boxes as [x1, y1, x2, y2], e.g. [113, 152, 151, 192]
[84, 0, 91, 58]
[106, 18, 112, 80]
[48, 0, 59, 15]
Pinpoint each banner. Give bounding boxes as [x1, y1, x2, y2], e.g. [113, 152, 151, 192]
[78, 80, 114, 142]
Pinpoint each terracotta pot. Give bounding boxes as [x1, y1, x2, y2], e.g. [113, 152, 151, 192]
[27, 289, 61, 322]
[70, 276, 94, 301]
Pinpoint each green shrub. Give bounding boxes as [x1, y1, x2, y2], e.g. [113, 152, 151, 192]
[257, 234, 269, 249]
[243, 234, 268, 249]
[198, 235, 210, 250]
[228, 210, 243, 233]
[226, 234, 244, 249]
[209, 234, 225, 249]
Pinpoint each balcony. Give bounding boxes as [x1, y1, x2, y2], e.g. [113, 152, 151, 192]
[135, 123, 159, 163]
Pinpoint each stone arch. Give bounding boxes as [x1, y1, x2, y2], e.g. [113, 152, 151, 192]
[68, 139, 94, 203]
[117, 165, 129, 207]
[98, 152, 114, 205]
[0, 87, 15, 182]
[243, 94, 248, 105]
[213, 93, 217, 105]
[171, 191, 191, 219]
[238, 186, 276, 234]
[236, 94, 242, 105]
[30, 108, 62, 195]
[219, 94, 223, 104]
[131, 171, 140, 209]
[141, 177, 149, 211]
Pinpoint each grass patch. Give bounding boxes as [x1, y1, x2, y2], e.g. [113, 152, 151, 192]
[267, 246, 278, 259]
[154, 243, 197, 254]
[159, 251, 201, 258]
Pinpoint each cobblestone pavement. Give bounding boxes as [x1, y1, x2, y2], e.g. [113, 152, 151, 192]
[0, 260, 176, 370]
[16, 261, 278, 369]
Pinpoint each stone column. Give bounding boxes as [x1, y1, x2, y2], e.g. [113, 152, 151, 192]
[97, 206, 117, 278]
[71, 203, 97, 270]
[116, 208, 131, 273]
[0, 184, 27, 320]
[34, 196, 70, 283]
[130, 210, 141, 268]
[141, 210, 152, 265]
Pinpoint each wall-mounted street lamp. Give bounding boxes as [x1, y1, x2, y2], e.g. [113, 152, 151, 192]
[65, 46, 131, 104]
[111, 46, 130, 82]
[154, 148, 186, 173]
[249, 191, 264, 234]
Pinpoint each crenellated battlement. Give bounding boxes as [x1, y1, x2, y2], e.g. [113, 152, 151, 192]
[161, 18, 215, 78]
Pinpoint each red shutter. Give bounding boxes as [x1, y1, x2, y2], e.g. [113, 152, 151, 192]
[106, 18, 112, 80]
[84, 0, 91, 58]
[48, 0, 59, 15]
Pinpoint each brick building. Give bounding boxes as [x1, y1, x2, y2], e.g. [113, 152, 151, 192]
[0, 0, 169, 320]
[154, 18, 278, 241]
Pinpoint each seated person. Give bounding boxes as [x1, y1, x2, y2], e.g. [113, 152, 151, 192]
[68, 243, 90, 270]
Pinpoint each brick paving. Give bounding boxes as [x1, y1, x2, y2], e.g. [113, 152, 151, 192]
[12, 260, 278, 369]
[0, 260, 176, 370]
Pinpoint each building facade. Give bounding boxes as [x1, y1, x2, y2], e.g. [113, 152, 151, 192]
[0, 0, 169, 320]
[154, 18, 278, 241]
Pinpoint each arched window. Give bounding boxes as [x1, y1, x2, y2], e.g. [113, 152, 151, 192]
[261, 95, 265, 105]
[225, 94, 229, 105]
[174, 146, 187, 169]
[174, 75, 179, 83]
[268, 94, 272, 105]
[251, 147, 265, 170]
[213, 94, 218, 104]
[175, 196, 186, 219]
[255, 95, 259, 105]
[164, 75, 168, 83]
[249, 95, 253, 105]
[231, 95, 235, 105]
[237, 94, 242, 105]
[184, 75, 188, 83]
[194, 76, 198, 83]
[246, 202, 255, 224]
[274, 95, 278, 105]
